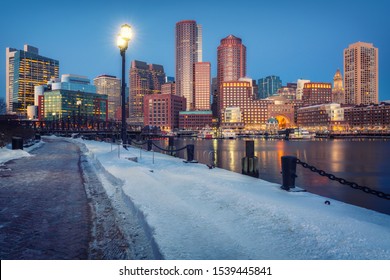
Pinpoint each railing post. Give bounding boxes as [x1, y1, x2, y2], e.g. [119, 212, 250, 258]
[167, 136, 175, 156]
[147, 139, 152, 151]
[12, 137, 23, 150]
[281, 155, 297, 190]
[242, 140, 259, 178]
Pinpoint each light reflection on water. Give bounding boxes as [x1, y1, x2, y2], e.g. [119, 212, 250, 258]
[156, 137, 390, 215]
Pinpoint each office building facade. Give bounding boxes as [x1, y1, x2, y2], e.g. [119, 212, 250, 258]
[175, 20, 202, 111]
[302, 82, 332, 106]
[258, 75, 282, 99]
[94, 75, 121, 121]
[6, 45, 59, 116]
[344, 42, 378, 105]
[217, 35, 246, 86]
[130, 60, 165, 124]
[193, 62, 211, 110]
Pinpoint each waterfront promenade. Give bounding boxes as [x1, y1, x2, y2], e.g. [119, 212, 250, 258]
[0, 139, 133, 259]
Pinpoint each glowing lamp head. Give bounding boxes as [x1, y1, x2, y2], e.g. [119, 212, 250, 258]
[120, 24, 132, 41]
[117, 34, 128, 50]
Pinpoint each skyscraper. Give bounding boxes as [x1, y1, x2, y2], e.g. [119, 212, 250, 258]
[332, 69, 345, 104]
[129, 60, 165, 124]
[258, 75, 282, 99]
[344, 42, 378, 105]
[175, 20, 202, 111]
[6, 45, 59, 116]
[217, 35, 246, 86]
[193, 62, 211, 110]
[94, 75, 121, 121]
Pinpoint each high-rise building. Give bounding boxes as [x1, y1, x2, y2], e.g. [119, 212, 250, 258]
[193, 62, 211, 110]
[129, 60, 165, 124]
[296, 79, 310, 100]
[344, 42, 378, 105]
[94, 75, 121, 121]
[6, 45, 59, 116]
[175, 20, 202, 110]
[217, 35, 246, 86]
[258, 75, 282, 99]
[332, 69, 345, 104]
[302, 82, 332, 106]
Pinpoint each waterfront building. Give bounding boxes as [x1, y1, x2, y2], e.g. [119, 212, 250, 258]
[266, 95, 299, 128]
[258, 75, 282, 99]
[178, 110, 213, 130]
[6, 45, 59, 116]
[297, 103, 345, 131]
[176, 20, 202, 110]
[344, 42, 378, 105]
[344, 102, 390, 131]
[219, 78, 271, 129]
[94, 75, 121, 121]
[302, 82, 332, 106]
[296, 79, 310, 100]
[332, 69, 345, 104]
[130, 60, 165, 125]
[144, 93, 186, 131]
[193, 62, 211, 110]
[36, 74, 107, 123]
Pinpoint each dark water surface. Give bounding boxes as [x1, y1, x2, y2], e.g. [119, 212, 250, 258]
[160, 138, 390, 215]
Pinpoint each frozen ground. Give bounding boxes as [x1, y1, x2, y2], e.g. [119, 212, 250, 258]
[1, 137, 389, 259]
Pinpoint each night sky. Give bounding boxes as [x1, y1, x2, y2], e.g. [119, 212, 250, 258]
[1, 0, 389, 101]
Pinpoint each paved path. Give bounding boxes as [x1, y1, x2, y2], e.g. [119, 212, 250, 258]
[0, 138, 130, 259]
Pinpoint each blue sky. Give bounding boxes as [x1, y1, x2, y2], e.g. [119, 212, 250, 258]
[1, 0, 389, 101]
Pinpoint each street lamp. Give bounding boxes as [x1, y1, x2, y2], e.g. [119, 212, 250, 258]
[117, 23, 132, 145]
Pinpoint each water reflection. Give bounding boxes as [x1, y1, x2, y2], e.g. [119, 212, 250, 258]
[168, 137, 390, 215]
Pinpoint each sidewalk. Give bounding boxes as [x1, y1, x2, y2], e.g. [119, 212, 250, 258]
[0, 138, 131, 259]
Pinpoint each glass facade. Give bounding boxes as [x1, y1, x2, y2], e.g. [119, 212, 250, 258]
[8, 46, 59, 116]
[42, 90, 108, 122]
[258, 75, 282, 99]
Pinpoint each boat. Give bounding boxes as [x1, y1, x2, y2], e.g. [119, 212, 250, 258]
[221, 129, 237, 139]
[289, 128, 315, 139]
[197, 126, 214, 139]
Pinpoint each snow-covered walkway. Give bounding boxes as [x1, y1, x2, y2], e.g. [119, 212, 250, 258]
[75, 138, 390, 260]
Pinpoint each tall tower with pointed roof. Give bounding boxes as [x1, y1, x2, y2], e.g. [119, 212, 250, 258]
[332, 69, 345, 104]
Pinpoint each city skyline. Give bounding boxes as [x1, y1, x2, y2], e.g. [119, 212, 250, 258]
[1, 0, 389, 102]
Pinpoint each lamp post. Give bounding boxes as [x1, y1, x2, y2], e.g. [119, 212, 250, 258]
[117, 24, 132, 145]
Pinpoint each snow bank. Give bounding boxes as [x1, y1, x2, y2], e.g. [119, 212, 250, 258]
[0, 147, 32, 165]
[69, 139, 390, 259]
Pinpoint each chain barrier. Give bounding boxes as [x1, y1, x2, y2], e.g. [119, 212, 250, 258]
[151, 142, 188, 153]
[129, 139, 148, 146]
[295, 158, 390, 200]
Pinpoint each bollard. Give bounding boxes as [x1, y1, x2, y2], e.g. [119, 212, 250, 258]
[281, 156, 297, 190]
[12, 137, 23, 150]
[147, 139, 152, 151]
[35, 134, 41, 141]
[185, 144, 197, 163]
[245, 140, 254, 158]
[241, 140, 259, 178]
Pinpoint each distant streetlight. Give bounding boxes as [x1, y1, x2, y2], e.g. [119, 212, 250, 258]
[117, 23, 132, 145]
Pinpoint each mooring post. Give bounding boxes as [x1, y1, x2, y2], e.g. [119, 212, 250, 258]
[186, 144, 196, 162]
[281, 155, 297, 190]
[168, 136, 175, 156]
[241, 140, 259, 178]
